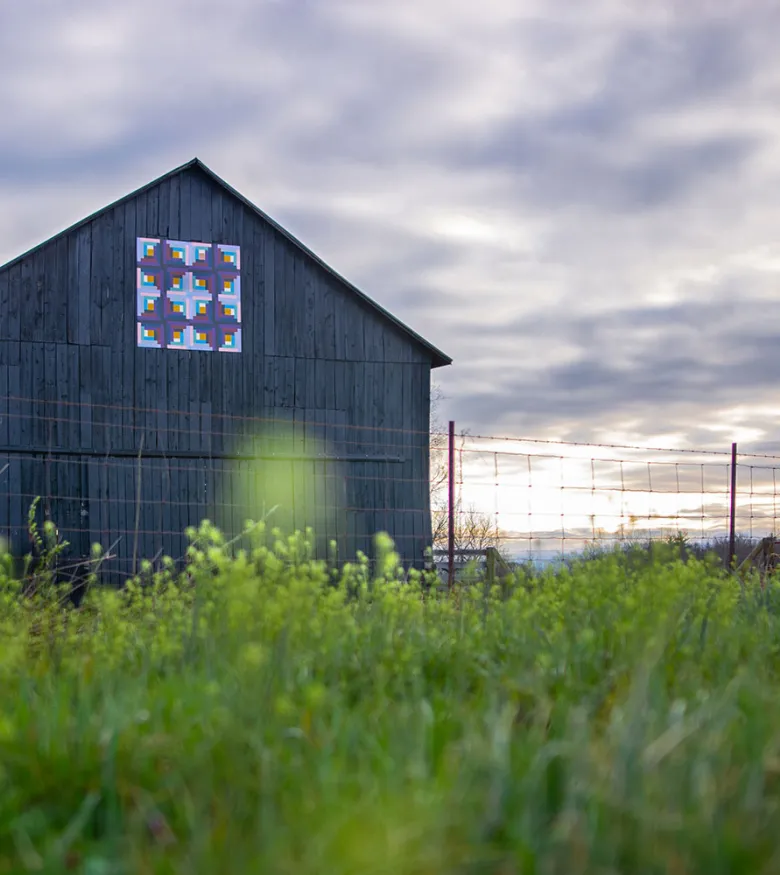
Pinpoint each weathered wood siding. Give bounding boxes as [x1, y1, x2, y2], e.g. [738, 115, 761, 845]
[0, 166, 434, 581]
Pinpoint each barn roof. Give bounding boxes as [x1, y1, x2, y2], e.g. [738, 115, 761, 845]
[0, 158, 452, 369]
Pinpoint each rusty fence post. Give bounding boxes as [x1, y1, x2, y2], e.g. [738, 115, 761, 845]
[729, 442, 737, 568]
[448, 420, 455, 590]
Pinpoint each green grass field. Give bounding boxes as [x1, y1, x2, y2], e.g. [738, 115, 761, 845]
[2, 522, 780, 873]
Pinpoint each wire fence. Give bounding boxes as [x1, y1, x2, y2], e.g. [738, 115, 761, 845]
[0, 395, 776, 582]
[436, 427, 780, 568]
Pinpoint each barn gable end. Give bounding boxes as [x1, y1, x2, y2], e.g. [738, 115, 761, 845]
[0, 160, 451, 579]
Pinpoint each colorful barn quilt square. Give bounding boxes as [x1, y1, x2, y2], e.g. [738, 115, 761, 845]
[138, 267, 163, 292]
[165, 323, 189, 349]
[191, 271, 215, 295]
[138, 290, 162, 320]
[163, 240, 190, 266]
[218, 326, 242, 353]
[216, 244, 240, 270]
[136, 238, 242, 352]
[216, 292, 241, 323]
[191, 243, 212, 268]
[138, 323, 163, 348]
[137, 238, 161, 265]
[165, 268, 191, 295]
[164, 292, 189, 320]
[191, 294, 214, 323]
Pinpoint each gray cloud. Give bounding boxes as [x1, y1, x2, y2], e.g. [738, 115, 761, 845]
[2, 0, 780, 460]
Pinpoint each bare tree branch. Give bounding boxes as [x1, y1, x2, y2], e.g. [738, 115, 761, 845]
[429, 380, 506, 556]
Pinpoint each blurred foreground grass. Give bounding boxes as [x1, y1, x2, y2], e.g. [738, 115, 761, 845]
[2, 523, 780, 873]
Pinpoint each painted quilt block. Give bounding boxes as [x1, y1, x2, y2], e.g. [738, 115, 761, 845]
[137, 237, 242, 352]
[138, 291, 161, 320]
[163, 240, 190, 266]
[218, 325, 242, 353]
[138, 323, 163, 348]
[166, 323, 188, 349]
[163, 292, 188, 320]
[137, 237, 161, 266]
[216, 295, 240, 323]
[216, 244, 240, 270]
[191, 294, 214, 323]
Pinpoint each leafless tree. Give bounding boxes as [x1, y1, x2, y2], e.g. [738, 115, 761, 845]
[429, 381, 504, 554]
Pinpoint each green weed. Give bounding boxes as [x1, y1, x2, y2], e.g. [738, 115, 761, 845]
[0, 522, 779, 872]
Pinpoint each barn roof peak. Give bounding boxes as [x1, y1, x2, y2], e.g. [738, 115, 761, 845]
[1, 156, 452, 369]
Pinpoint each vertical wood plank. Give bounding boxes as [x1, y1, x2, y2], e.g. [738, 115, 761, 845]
[157, 179, 171, 238]
[157, 350, 169, 455]
[97, 460, 109, 576]
[333, 287, 347, 361]
[18, 342, 32, 451]
[264, 229, 275, 356]
[31, 251, 46, 343]
[106, 453, 119, 576]
[7, 350, 20, 463]
[364, 313, 384, 364]
[53, 238, 69, 344]
[150, 457, 162, 562]
[66, 236, 79, 345]
[43, 343, 56, 448]
[145, 347, 158, 450]
[55, 344, 68, 452]
[0, 357, 8, 448]
[42, 242, 58, 343]
[292, 259, 306, 358]
[76, 226, 92, 346]
[8, 455, 22, 556]
[274, 238, 287, 356]
[166, 355, 179, 456]
[19, 254, 34, 342]
[5, 347, 18, 456]
[344, 305, 369, 362]
[0, 452, 9, 548]
[147, 184, 160, 243]
[160, 458, 172, 563]
[7, 264, 21, 342]
[189, 352, 200, 454]
[68, 346, 82, 450]
[191, 170, 213, 242]
[239, 210, 254, 362]
[179, 171, 192, 240]
[315, 276, 336, 359]
[31, 343, 45, 447]
[89, 347, 110, 452]
[0, 269, 9, 341]
[180, 353, 191, 454]
[211, 184, 224, 244]
[168, 172, 181, 241]
[90, 210, 112, 345]
[135, 190, 149, 247]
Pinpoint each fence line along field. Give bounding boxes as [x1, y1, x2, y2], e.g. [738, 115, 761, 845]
[432, 428, 780, 569]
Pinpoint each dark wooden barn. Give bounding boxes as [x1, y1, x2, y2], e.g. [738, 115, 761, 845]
[0, 158, 451, 583]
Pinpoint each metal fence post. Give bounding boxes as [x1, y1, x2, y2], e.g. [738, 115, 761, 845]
[729, 442, 737, 568]
[448, 420, 455, 590]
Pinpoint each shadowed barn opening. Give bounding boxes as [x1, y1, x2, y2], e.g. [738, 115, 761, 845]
[0, 158, 451, 585]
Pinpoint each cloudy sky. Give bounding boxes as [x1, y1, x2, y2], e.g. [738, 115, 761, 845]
[2, 0, 780, 456]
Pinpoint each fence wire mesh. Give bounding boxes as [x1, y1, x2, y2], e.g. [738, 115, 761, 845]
[0, 392, 776, 581]
[432, 431, 780, 567]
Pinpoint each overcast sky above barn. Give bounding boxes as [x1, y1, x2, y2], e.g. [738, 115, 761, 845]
[1, 0, 779, 453]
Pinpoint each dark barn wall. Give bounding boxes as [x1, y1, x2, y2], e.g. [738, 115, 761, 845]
[0, 166, 434, 581]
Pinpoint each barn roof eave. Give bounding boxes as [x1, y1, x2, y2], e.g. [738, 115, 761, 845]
[0, 157, 453, 369]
